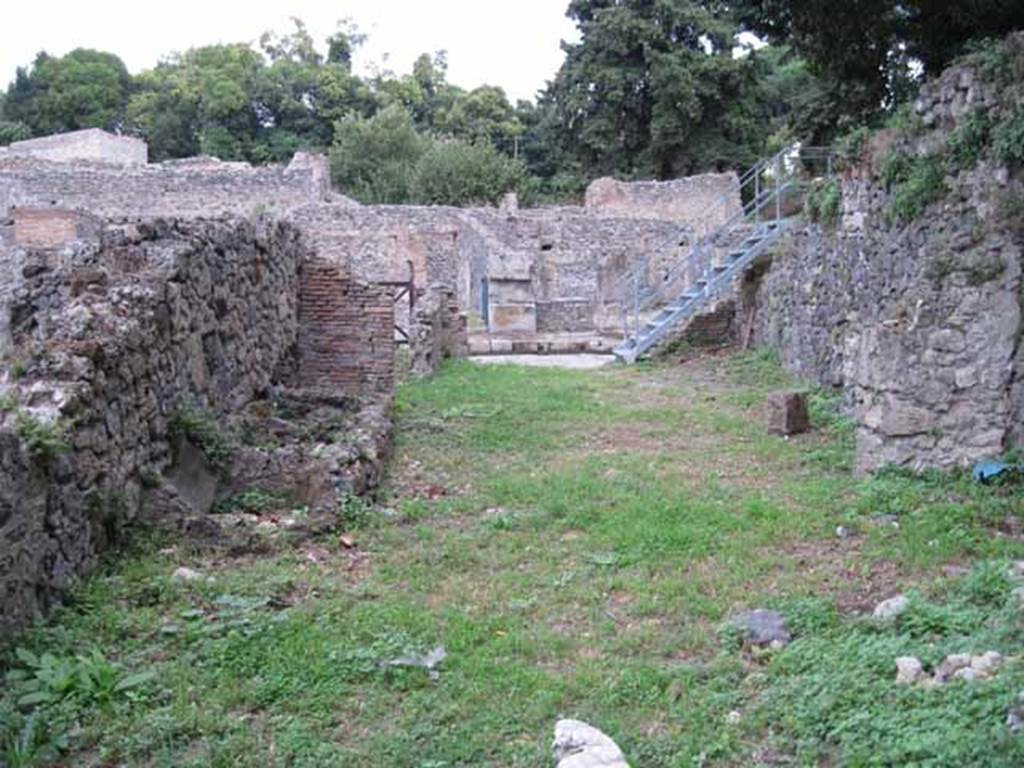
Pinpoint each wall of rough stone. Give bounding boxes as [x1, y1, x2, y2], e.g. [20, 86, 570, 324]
[410, 285, 468, 377]
[0, 217, 305, 630]
[289, 201, 682, 335]
[5, 129, 148, 166]
[0, 152, 332, 218]
[585, 173, 741, 233]
[0, 216, 396, 632]
[740, 41, 1024, 472]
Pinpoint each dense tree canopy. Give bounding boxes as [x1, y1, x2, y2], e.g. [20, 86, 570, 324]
[735, 0, 1024, 135]
[1, 5, 1021, 202]
[3, 49, 131, 136]
[544, 0, 768, 180]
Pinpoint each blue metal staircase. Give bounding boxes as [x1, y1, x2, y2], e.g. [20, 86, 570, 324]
[611, 146, 834, 363]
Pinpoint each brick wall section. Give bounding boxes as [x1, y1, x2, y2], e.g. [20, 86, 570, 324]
[297, 261, 395, 398]
[13, 208, 101, 248]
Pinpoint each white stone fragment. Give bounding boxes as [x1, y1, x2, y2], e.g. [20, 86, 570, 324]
[873, 594, 908, 620]
[895, 656, 925, 685]
[553, 720, 630, 768]
[935, 653, 972, 682]
[970, 651, 1003, 679]
[171, 566, 203, 583]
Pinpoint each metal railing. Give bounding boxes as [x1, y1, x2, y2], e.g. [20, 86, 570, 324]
[607, 145, 835, 341]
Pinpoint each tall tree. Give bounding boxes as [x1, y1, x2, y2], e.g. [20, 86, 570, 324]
[546, 0, 769, 180]
[3, 49, 131, 136]
[735, 0, 1024, 134]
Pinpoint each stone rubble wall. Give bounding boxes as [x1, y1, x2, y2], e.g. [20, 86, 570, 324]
[0, 216, 395, 633]
[741, 39, 1024, 472]
[288, 201, 682, 335]
[6, 129, 148, 167]
[585, 172, 741, 233]
[1, 130, 737, 342]
[0, 152, 333, 218]
[410, 284, 469, 377]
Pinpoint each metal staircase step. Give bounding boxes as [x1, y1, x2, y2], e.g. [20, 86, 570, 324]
[614, 146, 829, 364]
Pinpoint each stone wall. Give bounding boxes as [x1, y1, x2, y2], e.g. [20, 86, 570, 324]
[585, 173, 740, 233]
[740, 38, 1024, 473]
[410, 285, 468, 377]
[289, 201, 682, 336]
[0, 152, 332, 218]
[1, 128, 738, 343]
[0, 216, 395, 632]
[5, 129, 148, 166]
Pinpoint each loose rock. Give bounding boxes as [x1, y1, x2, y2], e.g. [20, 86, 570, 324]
[171, 566, 203, 583]
[895, 656, 925, 685]
[552, 720, 629, 768]
[970, 651, 1002, 679]
[935, 653, 972, 682]
[873, 594, 908, 620]
[765, 391, 810, 436]
[729, 609, 792, 647]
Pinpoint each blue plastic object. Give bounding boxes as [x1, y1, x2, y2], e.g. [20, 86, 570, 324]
[972, 459, 1012, 483]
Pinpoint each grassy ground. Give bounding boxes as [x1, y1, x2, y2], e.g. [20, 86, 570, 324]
[2, 351, 1023, 767]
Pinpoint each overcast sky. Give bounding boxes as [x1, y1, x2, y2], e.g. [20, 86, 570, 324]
[1, 0, 580, 103]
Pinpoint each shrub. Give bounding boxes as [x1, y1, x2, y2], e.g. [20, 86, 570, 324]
[946, 114, 992, 171]
[329, 105, 427, 204]
[886, 154, 947, 222]
[213, 487, 290, 515]
[883, 102, 924, 137]
[0, 120, 30, 145]
[410, 140, 527, 206]
[804, 178, 842, 226]
[14, 413, 68, 465]
[992, 108, 1024, 169]
[169, 401, 234, 468]
[834, 126, 871, 168]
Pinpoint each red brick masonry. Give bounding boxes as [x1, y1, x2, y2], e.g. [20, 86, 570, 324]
[297, 260, 395, 398]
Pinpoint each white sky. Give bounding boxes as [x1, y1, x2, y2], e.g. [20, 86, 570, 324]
[1, 1, 581, 104]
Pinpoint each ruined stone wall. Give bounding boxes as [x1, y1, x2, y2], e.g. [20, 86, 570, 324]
[585, 172, 741, 233]
[290, 201, 681, 334]
[5, 129, 148, 166]
[410, 285, 468, 377]
[0, 216, 397, 632]
[742, 41, 1024, 472]
[0, 153, 331, 218]
[0, 217, 306, 630]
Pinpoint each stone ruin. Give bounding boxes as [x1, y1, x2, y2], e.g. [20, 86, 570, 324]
[737, 45, 1024, 473]
[0, 126, 737, 631]
[3, 37, 1023, 631]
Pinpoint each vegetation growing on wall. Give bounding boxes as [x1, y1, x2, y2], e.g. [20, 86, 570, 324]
[803, 178, 841, 226]
[883, 153, 947, 223]
[168, 401, 234, 470]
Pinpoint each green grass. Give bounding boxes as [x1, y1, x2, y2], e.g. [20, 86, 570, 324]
[2, 353, 1023, 766]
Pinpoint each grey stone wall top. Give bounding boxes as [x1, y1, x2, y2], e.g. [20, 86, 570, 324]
[7, 128, 148, 167]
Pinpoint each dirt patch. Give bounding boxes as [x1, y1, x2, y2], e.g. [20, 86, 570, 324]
[764, 537, 914, 615]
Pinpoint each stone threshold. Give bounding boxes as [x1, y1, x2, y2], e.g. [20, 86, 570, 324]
[468, 333, 620, 356]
